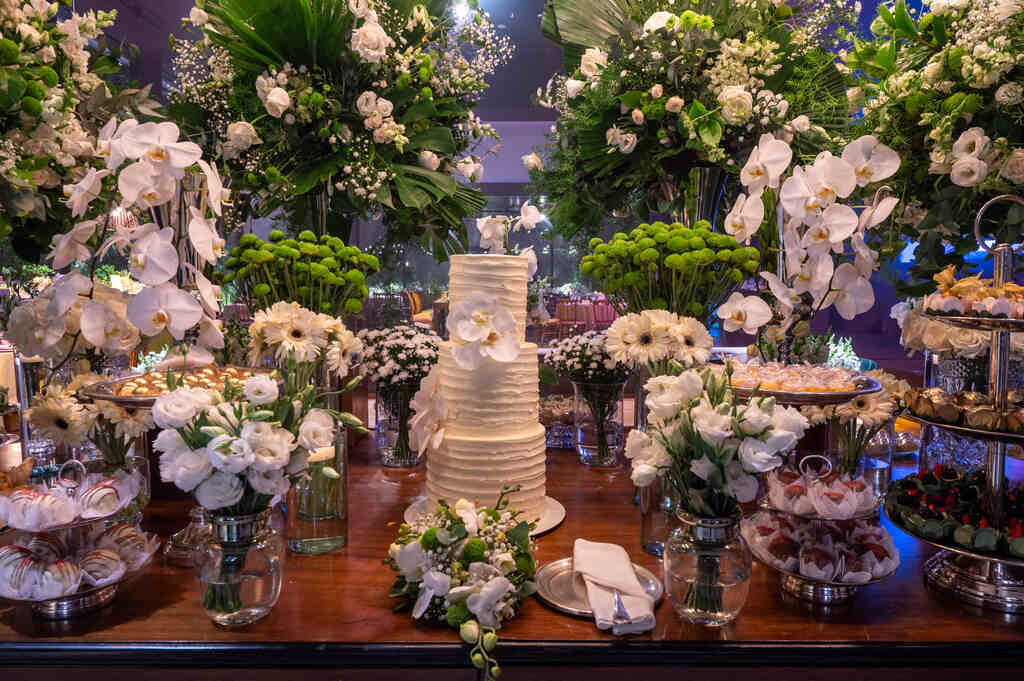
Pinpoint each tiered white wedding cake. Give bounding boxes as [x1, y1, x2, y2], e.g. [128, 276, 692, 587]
[426, 254, 547, 521]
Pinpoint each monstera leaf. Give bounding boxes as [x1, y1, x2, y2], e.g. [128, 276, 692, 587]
[543, 0, 632, 48]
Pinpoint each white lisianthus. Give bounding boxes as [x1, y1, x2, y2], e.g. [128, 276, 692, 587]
[717, 86, 753, 125]
[950, 157, 988, 187]
[264, 88, 291, 118]
[351, 20, 394, 64]
[951, 127, 990, 159]
[1001, 149, 1024, 184]
[521, 152, 543, 170]
[693, 408, 733, 447]
[225, 121, 261, 156]
[578, 47, 607, 79]
[564, 78, 585, 98]
[738, 437, 782, 472]
[163, 448, 213, 492]
[206, 435, 255, 474]
[243, 374, 279, 405]
[152, 388, 215, 429]
[298, 408, 335, 451]
[666, 96, 685, 113]
[643, 11, 677, 34]
[725, 461, 759, 503]
[630, 462, 659, 487]
[250, 427, 296, 472]
[375, 97, 394, 117]
[195, 470, 245, 510]
[247, 468, 290, 497]
[418, 150, 440, 171]
[616, 132, 638, 154]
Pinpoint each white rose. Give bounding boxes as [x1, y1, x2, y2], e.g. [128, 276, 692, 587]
[226, 121, 261, 154]
[579, 47, 608, 80]
[247, 469, 290, 497]
[363, 111, 383, 130]
[351, 20, 394, 64]
[950, 157, 989, 187]
[630, 462, 660, 487]
[356, 91, 378, 116]
[153, 388, 213, 429]
[1002, 149, 1024, 184]
[949, 328, 989, 358]
[643, 11, 676, 34]
[419, 150, 440, 171]
[169, 449, 213, 492]
[617, 132, 638, 154]
[244, 374, 279, 405]
[564, 78, 585, 99]
[790, 115, 810, 133]
[718, 86, 754, 125]
[521, 152, 543, 171]
[206, 435, 255, 474]
[666, 96, 685, 113]
[996, 83, 1024, 106]
[632, 109, 645, 125]
[264, 88, 291, 118]
[298, 408, 335, 451]
[38, 45, 56, 63]
[376, 97, 394, 117]
[195, 471, 244, 510]
[189, 7, 209, 25]
[650, 84, 664, 99]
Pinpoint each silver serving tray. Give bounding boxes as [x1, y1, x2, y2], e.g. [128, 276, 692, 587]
[885, 510, 1024, 569]
[534, 556, 663, 617]
[757, 497, 882, 522]
[728, 377, 882, 407]
[904, 413, 1024, 444]
[923, 313, 1024, 332]
[81, 366, 275, 408]
[747, 537, 898, 587]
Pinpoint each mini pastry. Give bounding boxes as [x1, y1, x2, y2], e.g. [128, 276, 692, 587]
[38, 560, 81, 598]
[0, 545, 33, 573]
[26, 532, 71, 562]
[79, 549, 124, 582]
[7, 555, 43, 595]
[79, 479, 122, 517]
[97, 523, 145, 556]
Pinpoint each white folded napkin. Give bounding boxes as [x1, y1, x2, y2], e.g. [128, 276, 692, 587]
[573, 538, 655, 635]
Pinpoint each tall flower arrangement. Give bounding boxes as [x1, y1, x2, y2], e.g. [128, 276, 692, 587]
[529, 0, 858, 243]
[0, 3, 158, 260]
[846, 0, 1024, 294]
[169, 0, 513, 261]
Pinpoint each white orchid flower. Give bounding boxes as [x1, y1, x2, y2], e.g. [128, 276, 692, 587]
[98, 221, 158, 260]
[409, 368, 448, 455]
[520, 245, 538, 279]
[46, 271, 91, 317]
[717, 292, 773, 334]
[96, 117, 138, 170]
[198, 314, 225, 349]
[63, 168, 110, 217]
[447, 292, 520, 369]
[188, 206, 225, 265]
[476, 215, 507, 254]
[455, 157, 483, 181]
[118, 121, 202, 176]
[395, 541, 426, 582]
[127, 282, 203, 339]
[48, 219, 97, 269]
[740, 134, 792, 191]
[760, 272, 802, 316]
[781, 156, 857, 220]
[129, 227, 179, 285]
[118, 161, 176, 209]
[852, 232, 878, 277]
[828, 263, 875, 321]
[515, 201, 543, 231]
[792, 254, 834, 297]
[79, 298, 138, 354]
[466, 576, 513, 628]
[800, 203, 858, 256]
[412, 570, 451, 619]
[197, 159, 228, 216]
[858, 191, 900, 231]
[723, 191, 764, 245]
[188, 265, 222, 316]
[841, 135, 900, 187]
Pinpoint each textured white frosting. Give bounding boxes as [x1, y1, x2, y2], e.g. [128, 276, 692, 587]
[427, 254, 547, 521]
[448, 254, 529, 341]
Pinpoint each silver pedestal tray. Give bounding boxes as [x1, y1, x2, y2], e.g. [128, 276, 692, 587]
[727, 377, 882, 407]
[923, 313, 1024, 332]
[924, 550, 1024, 613]
[748, 541, 898, 605]
[905, 413, 1024, 445]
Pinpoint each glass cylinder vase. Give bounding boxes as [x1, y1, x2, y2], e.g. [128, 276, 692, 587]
[286, 430, 348, 555]
[572, 380, 625, 467]
[664, 511, 751, 627]
[375, 386, 420, 468]
[196, 509, 284, 628]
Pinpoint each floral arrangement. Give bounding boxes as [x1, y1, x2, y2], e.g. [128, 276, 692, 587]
[529, 0, 857, 242]
[249, 301, 365, 383]
[474, 202, 543, 264]
[845, 0, 1024, 293]
[221, 229, 379, 316]
[544, 331, 631, 385]
[627, 366, 810, 511]
[170, 0, 513, 260]
[0, 3, 158, 259]
[713, 133, 902, 362]
[604, 310, 713, 376]
[386, 493, 537, 681]
[581, 221, 758, 325]
[923, 265, 1024, 319]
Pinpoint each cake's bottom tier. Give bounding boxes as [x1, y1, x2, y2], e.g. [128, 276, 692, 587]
[426, 423, 547, 523]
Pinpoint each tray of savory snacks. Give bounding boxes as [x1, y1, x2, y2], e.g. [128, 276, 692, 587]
[81, 365, 275, 408]
[708, 362, 881, 406]
[0, 522, 159, 618]
[885, 466, 1024, 565]
[905, 387, 1024, 442]
[741, 510, 900, 604]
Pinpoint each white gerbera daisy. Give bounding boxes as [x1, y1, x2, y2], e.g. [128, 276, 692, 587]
[605, 313, 671, 366]
[835, 392, 893, 427]
[28, 395, 92, 447]
[261, 304, 328, 363]
[671, 316, 713, 367]
[326, 329, 363, 378]
[100, 401, 155, 440]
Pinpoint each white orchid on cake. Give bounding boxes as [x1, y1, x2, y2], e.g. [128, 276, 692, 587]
[409, 368, 449, 457]
[474, 202, 543, 279]
[447, 293, 521, 371]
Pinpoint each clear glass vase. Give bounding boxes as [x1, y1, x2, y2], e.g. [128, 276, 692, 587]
[664, 511, 751, 627]
[196, 510, 285, 628]
[572, 380, 625, 467]
[375, 386, 420, 468]
[640, 477, 679, 557]
[286, 431, 348, 555]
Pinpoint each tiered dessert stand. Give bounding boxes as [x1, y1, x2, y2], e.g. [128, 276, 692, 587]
[734, 379, 901, 604]
[897, 195, 1024, 613]
[0, 459, 156, 618]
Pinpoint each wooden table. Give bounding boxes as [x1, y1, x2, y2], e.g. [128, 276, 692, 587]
[1, 441, 1023, 680]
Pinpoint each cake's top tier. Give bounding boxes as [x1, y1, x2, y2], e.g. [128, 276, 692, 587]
[448, 254, 529, 341]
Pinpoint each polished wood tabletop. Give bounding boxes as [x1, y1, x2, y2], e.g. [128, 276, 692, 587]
[0, 437, 1022, 671]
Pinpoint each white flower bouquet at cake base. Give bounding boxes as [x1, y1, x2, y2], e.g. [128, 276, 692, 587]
[628, 366, 809, 611]
[386, 491, 537, 681]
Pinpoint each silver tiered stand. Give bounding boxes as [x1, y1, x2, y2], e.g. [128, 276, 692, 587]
[902, 195, 1024, 613]
[736, 379, 900, 605]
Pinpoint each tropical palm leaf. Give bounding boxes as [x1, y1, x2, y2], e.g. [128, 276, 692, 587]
[545, 0, 632, 48]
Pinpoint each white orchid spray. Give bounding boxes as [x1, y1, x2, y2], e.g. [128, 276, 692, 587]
[716, 133, 902, 362]
[446, 293, 521, 371]
[474, 201, 544, 277]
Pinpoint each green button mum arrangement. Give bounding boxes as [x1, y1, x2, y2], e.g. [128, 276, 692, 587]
[580, 220, 756, 325]
[221, 229, 379, 317]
